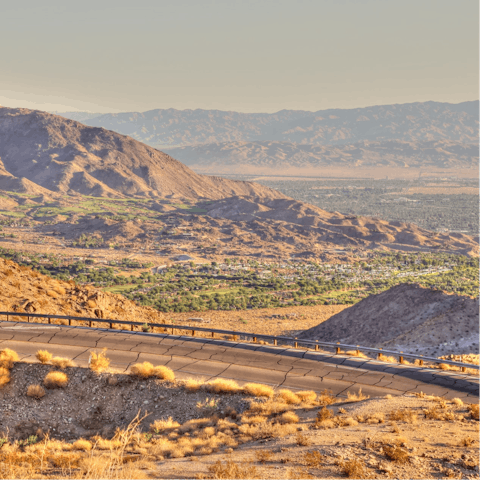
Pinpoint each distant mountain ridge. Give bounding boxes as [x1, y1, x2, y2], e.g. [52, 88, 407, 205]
[57, 101, 479, 148]
[0, 107, 284, 200]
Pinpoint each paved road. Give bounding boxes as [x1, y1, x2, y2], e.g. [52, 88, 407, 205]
[1, 320, 478, 400]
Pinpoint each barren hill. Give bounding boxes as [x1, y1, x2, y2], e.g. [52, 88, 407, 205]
[299, 284, 479, 357]
[0, 257, 164, 323]
[0, 107, 284, 200]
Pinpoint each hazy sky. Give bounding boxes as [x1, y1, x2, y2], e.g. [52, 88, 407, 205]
[0, 0, 478, 113]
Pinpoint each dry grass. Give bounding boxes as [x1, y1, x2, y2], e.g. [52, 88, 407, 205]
[50, 356, 76, 369]
[152, 365, 175, 381]
[35, 350, 52, 364]
[276, 389, 301, 404]
[317, 389, 337, 406]
[89, 350, 110, 373]
[315, 406, 333, 425]
[452, 398, 464, 406]
[468, 404, 479, 420]
[303, 450, 323, 467]
[44, 371, 68, 388]
[130, 362, 156, 379]
[0, 366, 11, 387]
[26, 384, 46, 399]
[346, 388, 369, 402]
[203, 459, 259, 479]
[277, 411, 299, 424]
[388, 409, 418, 424]
[255, 449, 274, 463]
[296, 390, 317, 403]
[205, 378, 241, 394]
[0, 348, 19, 369]
[242, 383, 274, 398]
[240, 415, 268, 425]
[459, 436, 476, 447]
[72, 439, 93, 451]
[295, 432, 311, 446]
[383, 444, 410, 463]
[346, 350, 369, 359]
[247, 398, 292, 416]
[339, 457, 370, 478]
[378, 353, 398, 363]
[150, 417, 181, 433]
[183, 378, 204, 393]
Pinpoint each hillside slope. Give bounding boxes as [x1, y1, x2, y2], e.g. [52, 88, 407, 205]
[0, 107, 284, 200]
[299, 283, 479, 357]
[0, 258, 164, 323]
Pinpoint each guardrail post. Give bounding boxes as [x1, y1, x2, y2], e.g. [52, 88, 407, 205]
[109, 322, 113, 329]
[356, 346, 360, 356]
[335, 347, 341, 354]
[89, 320, 92, 327]
[211, 331, 215, 338]
[253, 336, 257, 343]
[294, 338, 298, 348]
[377, 352, 382, 360]
[274, 338, 277, 346]
[461, 366, 466, 373]
[191, 330, 195, 336]
[399, 353, 404, 364]
[315, 342, 319, 351]
[68, 318, 71, 326]
[48, 317, 51, 324]
[419, 359, 424, 366]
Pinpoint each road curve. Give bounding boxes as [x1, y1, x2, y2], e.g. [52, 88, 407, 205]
[1, 320, 478, 401]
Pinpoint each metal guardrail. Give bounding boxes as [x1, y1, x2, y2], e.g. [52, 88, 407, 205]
[0, 311, 478, 372]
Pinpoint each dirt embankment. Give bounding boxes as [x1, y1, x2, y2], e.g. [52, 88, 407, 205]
[0, 258, 163, 323]
[299, 284, 479, 358]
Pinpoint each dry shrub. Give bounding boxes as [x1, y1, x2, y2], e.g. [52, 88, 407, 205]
[423, 404, 456, 421]
[44, 371, 68, 388]
[130, 362, 155, 378]
[346, 350, 369, 359]
[51, 357, 75, 369]
[346, 388, 369, 401]
[240, 415, 267, 425]
[153, 365, 175, 381]
[184, 378, 204, 393]
[304, 450, 323, 467]
[238, 421, 297, 441]
[383, 444, 410, 463]
[452, 398, 464, 406]
[295, 432, 311, 446]
[289, 467, 314, 479]
[278, 411, 299, 424]
[247, 399, 292, 416]
[339, 416, 359, 427]
[178, 418, 212, 434]
[72, 439, 92, 451]
[26, 384, 45, 399]
[317, 389, 337, 406]
[468, 404, 479, 420]
[378, 353, 398, 363]
[255, 449, 274, 463]
[388, 409, 417, 424]
[316, 406, 333, 425]
[50, 452, 82, 469]
[205, 378, 241, 394]
[242, 383, 274, 398]
[460, 436, 476, 447]
[36, 350, 52, 364]
[205, 459, 259, 479]
[53, 285, 66, 295]
[46, 290, 58, 298]
[89, 350, 110, 373]
[339, 457, 370, 478]
[277, 389, 301, 404]
[0, 366, 11, 387]
[0, 348, 19, 369]
[150, 417, 181, 433]
[364, 412, 385, 424]
[296, 390, 317, 403]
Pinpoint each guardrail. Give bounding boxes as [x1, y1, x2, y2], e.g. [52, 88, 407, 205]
[1, 311, 478, 372]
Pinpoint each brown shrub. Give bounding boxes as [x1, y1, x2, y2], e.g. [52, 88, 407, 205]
[276, 389, 301, 404]
[316, 406, 333, 424]
[26, 384, 45, 399]
[255, 449, 274, 463]
[36, 350, 52, 364]
[383, 445, 410, 463]
[346, 388, 369, 402]
[277, 411, 299, 424]
[339, 457, 370, 478]
[50, 357, 75, 369]
[150, 417, 181, 433]
[0, 366, 10, 388]
[247, 399, 292, 416]
[44, 371, 68, 388]
[205, 459, 259, 479]
[242, 383, 274, 398]
[0, 348, 19, 369]
[295, 433, 311, 446]
[205, 378, 241, 394]
[72, 439, 92, 451]
[153, 365, 175, 381]
[459, 436, 476, 447]
[130, 362, 155, 378]
[452, 398, 464, 406]
[89, 350, 110, 373]
[317, 389, 337, 406]
[304, 450, 323, 467]
[468, 404, 479, 420]
[184, 378, 204, 393]
[296, 390, 317, 403]
[388, 409, 418, 424]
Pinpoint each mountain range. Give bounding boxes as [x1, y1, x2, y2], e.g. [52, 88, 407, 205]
[55, 101, 479, 175]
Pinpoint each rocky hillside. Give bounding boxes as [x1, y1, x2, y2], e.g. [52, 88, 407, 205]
[164, 139, 479, 175]
[299, 283, 479, 357]
[0, 258, 163, 323]
[0, 107, 284, 200]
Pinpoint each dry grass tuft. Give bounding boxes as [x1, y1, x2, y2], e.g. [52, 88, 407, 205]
[277, 411, 299, 424]
[383, 444, 410, 463]
[72, 439, 93, 451]
[255, 449, 274, 463]
[459, 436, 476, 447]
[150, 417, 181, 433]
[89, 350, 110, 373]
[242, 383, 274, 398]
[452, 398, 464, 406]
[0, 348, 19, 369]
[346, 388, 369, 402]
[295, 432, 311, 446]
[240, 415, 268, 425]
[153, 365, 175, 381]
[35, 350, 52, 364]
[296, 390, 317, 403]
[0, 366, 11, 387]
[130, 362, 155, 378]
[184, 378, 204, 393]
[317, 389, 337, 406]
[315, 406, 333, 425]
[44, 371, 68, 388]
[204, 459, 259, 479]
[276, 389, 301, 404]
[388, 409, 418, 424]
[303, 450, 323, 467]
[205, 378, 241, 394]
[50, 357, 75, 369]
[468, 404, 479, 420]
[26, 384, 45, 399]
[247, 399, 292, 416]
[339, 457, 370, 478]
[378, 353, 398, 363]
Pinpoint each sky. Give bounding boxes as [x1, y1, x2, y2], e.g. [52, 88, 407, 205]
[0, 0, 478, 113]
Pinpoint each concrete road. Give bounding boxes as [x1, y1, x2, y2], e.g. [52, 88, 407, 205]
[1, 320, 478, 400]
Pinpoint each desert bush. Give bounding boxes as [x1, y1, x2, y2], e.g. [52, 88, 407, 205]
[205, 459, 259, 479]
[44, 371, 68, 388]
[0, 367, 11, 388]
[346, 388, 369, 401]
[452, 398, 464, 406]
[150, 417, 181, 434]
[276, 389, 301, 404]
[35, 350, 52, 364]
[89, 350, 110, 373]
[383, 444, 410, 463]
[72, 439, 92, 451]
[240, 415, 267, 425]
[468, 404, 479, 420]
[389, 409, 418, 424]
[255, 449, 274, 463]
[316, 406, 333, 424]
[153, 365, 175, 381]
[317, 389, 337, 406]
[27, 384, 45, 399]
[183, 378, 204, 392]
[247, 399, 292, 416]
[304, 450, 323, 467]
[130, 362, 155, 378]
[50, 357, 75, 369]
[295, 432, 311, 446]
[278, 411, 299, 424]
[339, 457, 370, 478]
[296, 390, 317, 403]
[0, 348, 19, 369]
[242, 383, 274, 398]
[459, 436, 476, 447]
[205, 378, 241, 394]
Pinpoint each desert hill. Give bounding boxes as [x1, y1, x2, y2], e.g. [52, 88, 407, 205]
[299, 283, 479, 357]
[163, 139, 479, 175]
[63, 101, 479, 148]
[0, 107, 284, 200]
[0, 257, 164, 323]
